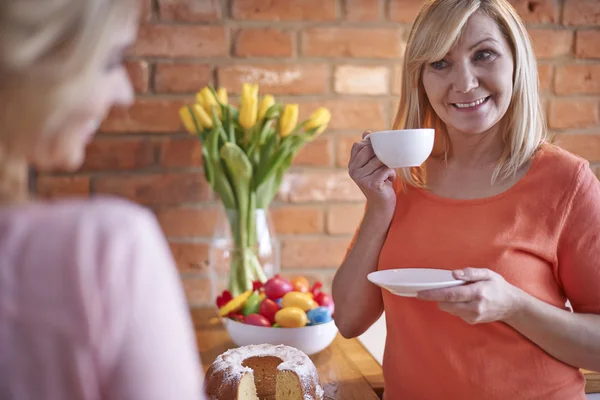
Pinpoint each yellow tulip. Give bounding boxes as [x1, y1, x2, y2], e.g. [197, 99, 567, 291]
[192, 104, 213, 129]
[258, 95, 275, 121]
[197, 87, 220, 118]
[217, 88, 228, 105]
[239, 83, 259, 130]
[179, 106, 198, 135]
[279, 104, 299, 137]
[304, 107, 331, 136]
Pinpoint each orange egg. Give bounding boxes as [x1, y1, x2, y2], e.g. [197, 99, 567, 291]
[290, 276, 310, 293]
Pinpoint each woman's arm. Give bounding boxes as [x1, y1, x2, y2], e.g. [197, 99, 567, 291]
[417, 268, 600, 372]
[332, 207, 391, 338]
[506, 291, 600, 372]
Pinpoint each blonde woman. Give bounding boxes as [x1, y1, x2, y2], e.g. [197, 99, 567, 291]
[333, 0, 600, 399]
[0, 1, 206, 399]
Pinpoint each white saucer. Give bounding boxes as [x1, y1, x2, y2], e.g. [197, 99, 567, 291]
[367, 268, 466, 297]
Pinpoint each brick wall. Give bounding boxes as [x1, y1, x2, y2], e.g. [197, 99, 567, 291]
[35, 0, 600, 306]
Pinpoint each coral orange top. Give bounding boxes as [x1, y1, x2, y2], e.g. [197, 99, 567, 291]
[351, 145, 600, 399]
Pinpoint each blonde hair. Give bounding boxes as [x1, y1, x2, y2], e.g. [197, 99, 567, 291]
[393, 0, 547, 187]
[0, 0, 137, 201]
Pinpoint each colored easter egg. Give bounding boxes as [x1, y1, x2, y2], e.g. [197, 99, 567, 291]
[281, 291, 318, 312]
[259, 298, 280, 324]
[314, 292, 335, 315]
[243, 313, 272, 327]
[275, 307, 308, 328]
[219, 290, 252, 317]
[242, 292, 263, 316]
[307, 306, 333, 325]
[264, 276, 294, 300]
[290, 276, 310, 293]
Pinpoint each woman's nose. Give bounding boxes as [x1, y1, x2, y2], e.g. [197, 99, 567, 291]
[451, 62, 478, 94]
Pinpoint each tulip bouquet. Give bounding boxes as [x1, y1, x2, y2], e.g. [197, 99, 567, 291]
[179, 83, 331, 297]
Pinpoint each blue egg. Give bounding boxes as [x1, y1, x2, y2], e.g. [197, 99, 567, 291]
[275, 298, 283, 307]
[307, 306, 332, 325]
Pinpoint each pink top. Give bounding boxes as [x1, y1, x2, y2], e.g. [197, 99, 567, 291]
[0, 196, 207, 400]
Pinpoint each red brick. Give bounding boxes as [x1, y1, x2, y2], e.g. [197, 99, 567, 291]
[387, 0, 424, 23]
[327, 204, 365, 235]
[292, 136, 333, 167]
[181, 275, 212, 305]
[100, 99, 186, 134]
[125, 60, 150, 93]
[553, 134, 600, 162]
[271, 206, 325, 234]
[336, 134, 361, 168]
[281, 171, 363, 203]
[555, 65, 600, 95]
[218, 64, 329, 95]
[297, 99, 386, 131]
[36, 175, 90, 199]
[301, 28, 405, 59]
[344, 0, 381, 21]
[508, 0, 558, 24]
[155, 63, 213, 93]
[392, 64, 404, 95]
[548, 99, 598, 130]
[93, 172, 211, 205]
[281, 237, 351, 269]
[133, 24, 227, 58]
[563, 0, 600, 25]
[159, 137, 203, 168]
[234, 29, 294, 58]
[169, 242, 210, 272]
[538, 64, 552, 93]
[529, 29, 572, 58]
[82, 138, 155, 171]
[335, 65, 389, 95]
[158, 0, 221, 22]
[156, 206, 219, 237]
[575, 31, 600, 59]
[232, 0, 336, 21]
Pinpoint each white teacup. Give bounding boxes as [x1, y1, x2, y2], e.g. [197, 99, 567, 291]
[365, 129, 434, 168]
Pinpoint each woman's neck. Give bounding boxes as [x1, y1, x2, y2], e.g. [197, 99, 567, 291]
[444, 124, 505, 169]
[0, 151, 30, 206]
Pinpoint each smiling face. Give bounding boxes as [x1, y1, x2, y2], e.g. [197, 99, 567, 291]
[421, 11, 514, 137]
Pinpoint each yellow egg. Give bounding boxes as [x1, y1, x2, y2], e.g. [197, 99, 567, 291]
[281, 291, 318, 312]
[218, 290, 252, 317]
[275, 307, 309, 328]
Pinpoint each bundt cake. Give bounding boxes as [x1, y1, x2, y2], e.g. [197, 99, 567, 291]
[204, 344, 324, 400]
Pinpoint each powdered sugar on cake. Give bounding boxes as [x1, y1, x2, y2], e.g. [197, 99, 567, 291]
[208, 344, 324, 400]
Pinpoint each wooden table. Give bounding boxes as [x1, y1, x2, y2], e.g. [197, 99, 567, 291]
[192, 307, 599, 397]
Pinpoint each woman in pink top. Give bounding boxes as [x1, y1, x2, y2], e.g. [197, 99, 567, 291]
[0, 1, 206, 400]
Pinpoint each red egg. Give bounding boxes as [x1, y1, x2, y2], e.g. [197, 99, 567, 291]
[314, 292, 334, 315]
[264, 276, 293, 300]
[243, 313, 272, 327]
[259, 298, 280, 324]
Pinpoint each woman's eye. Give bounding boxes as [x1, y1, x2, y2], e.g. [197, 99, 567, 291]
[430, 60, 448, 70]
[474, 50, 494, 62]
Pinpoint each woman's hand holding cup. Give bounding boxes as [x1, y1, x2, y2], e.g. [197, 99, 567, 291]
[348, 131, 397, 218]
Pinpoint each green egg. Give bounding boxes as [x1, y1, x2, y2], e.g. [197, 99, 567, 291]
[242, 292, 262, 316]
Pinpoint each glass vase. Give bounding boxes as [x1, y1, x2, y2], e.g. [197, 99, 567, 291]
[208, 207, 280, 303]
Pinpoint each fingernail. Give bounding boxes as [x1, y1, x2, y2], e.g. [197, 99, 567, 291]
[454, 270, 464, 277]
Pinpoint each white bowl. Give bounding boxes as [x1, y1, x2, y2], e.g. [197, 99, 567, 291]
[223, 318, 338, 355]
[367, 268, 466, 297]
[366, 129, 434, 168]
